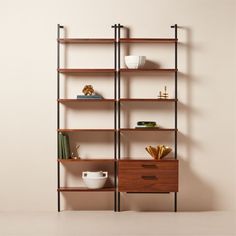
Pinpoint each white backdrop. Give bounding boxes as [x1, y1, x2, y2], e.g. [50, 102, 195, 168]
[0, 0, 235, 211]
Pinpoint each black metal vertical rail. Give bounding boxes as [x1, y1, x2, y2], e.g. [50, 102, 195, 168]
[117, 24, 121, 212]
[112, 24, 117, 212]
[171, 24, 178, 212]
[57, 24, 63, 212]
[117, 23, 123, 212]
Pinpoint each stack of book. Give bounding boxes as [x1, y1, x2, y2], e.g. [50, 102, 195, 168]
[77, 95, 103, 99]
[135, 121, 158, 128]
[58, 132, 71, 159]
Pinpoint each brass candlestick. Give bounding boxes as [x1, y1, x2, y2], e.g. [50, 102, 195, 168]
[158, 86, 169, 99]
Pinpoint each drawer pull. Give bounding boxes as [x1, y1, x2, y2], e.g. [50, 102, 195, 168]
[142, 164, 158, 169]
[142, 175, 158, 180]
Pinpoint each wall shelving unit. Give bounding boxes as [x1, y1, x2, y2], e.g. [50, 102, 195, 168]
[57, 23, 178, 212]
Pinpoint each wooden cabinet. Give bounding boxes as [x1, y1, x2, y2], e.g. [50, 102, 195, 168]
[118, 160, 178, 192]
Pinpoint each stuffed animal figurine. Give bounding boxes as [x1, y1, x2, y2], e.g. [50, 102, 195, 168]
[82, 85, 94, 96]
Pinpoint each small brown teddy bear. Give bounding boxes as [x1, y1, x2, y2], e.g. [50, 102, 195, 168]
[82, 85, 94, 96]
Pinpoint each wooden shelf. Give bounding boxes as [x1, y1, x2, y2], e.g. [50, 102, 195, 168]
[58, 68, 115, 73]
[58, 159, 115, 162]
[58, 129, 115, 132]
[120, 128, 177, 132]
[58, 98, 177, 102]
[58, 68, 176, 73]
[120, 38, 177, 43]
[120, 68, 177, 72]
[120, 98, 177, 102]
[119, 159, 177, 162]
[58, 187, 115, 192]
[58, 99, 115, 103]
[58, 38, 177, 44]
[58, 38, 115, 44]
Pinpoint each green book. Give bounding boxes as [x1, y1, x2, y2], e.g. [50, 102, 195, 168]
[65, 134, 71, 158]
[63, 134, 70, 159]
[58, 132, 63, 159]
[62, 135, 67, 159]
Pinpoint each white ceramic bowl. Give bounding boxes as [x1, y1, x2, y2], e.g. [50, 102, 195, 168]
[125, 56, 146, 69]
[83, 171, 104, 178]
[82, 171, 108, 189]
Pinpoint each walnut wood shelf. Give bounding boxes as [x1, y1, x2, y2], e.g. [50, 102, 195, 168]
[58, 99, 115, 103]
[120, 98, 177, 102]
[119, 159, 176, 162]
[58, 38, 177, 44]
[120, 38, 177, 43]
[58, 129, 115, 132]
[58, 159, 115, 162]
[120, 68, 177, 72]
[58, 68, 176, 73]
[120, 128, 177, 132]
[58, 68, 115, 73]
[58, 38, 115, 44]
[58, 187, 115, 192]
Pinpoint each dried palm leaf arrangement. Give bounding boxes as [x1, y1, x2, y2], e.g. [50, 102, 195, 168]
[145, 145, 172, 159]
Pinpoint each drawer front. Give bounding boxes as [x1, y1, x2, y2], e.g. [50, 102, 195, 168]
[118, 160, 178, 192]
[119, 160, 178, 172]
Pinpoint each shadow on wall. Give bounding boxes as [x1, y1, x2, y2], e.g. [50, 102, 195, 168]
[61, 162, 115, 210]
[178, 156, 215, 211]
[178, 26, 216, 211]
[62, 192, 114, 211]
[119, 26, 216, 211]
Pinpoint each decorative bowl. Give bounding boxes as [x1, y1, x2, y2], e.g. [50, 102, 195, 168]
[83, 171, 104, 178]
[82, 171, 108, 189]
[125, 56, 146, 69]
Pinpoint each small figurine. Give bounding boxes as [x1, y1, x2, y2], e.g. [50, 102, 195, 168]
[82, 85, 94, 96]
[71, 152, 79, 160]
[158, 86, 169, 99]
[71, 145, 81, 160]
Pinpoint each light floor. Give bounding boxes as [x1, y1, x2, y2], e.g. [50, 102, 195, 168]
[0, 211, 235, 236]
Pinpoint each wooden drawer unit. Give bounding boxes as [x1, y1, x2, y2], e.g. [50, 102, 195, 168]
[118, 160, 178, 193]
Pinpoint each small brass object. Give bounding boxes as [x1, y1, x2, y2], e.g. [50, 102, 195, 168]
[145, 145, 172, 159]
[158, 86, 169, 99]
[82, 85, 94, 96]
[71, 145, 81, 159]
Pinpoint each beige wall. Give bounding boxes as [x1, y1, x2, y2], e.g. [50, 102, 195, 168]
[0, 0, 235, 211]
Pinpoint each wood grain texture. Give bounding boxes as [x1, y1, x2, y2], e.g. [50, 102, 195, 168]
[58, 187, 115, 192]
[120, 68, 177, 72]
[120, 128, 177, 132]
[58, 38, 115, 44]
[120, 98, 177, 102]
[120, 38, 177, 43]
[58, 129, 115, 132]
[58, 159, 115, 162]
[58, 68, 115, 73]
[58, 99, 116, 103]
[118, 160, 178, 192]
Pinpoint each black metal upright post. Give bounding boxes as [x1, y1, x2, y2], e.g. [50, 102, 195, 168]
[57, 24, 64, 212]
[117, 23, 123, 212]
[171, 24, 178, 212]
[112, 24, 117, 212]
